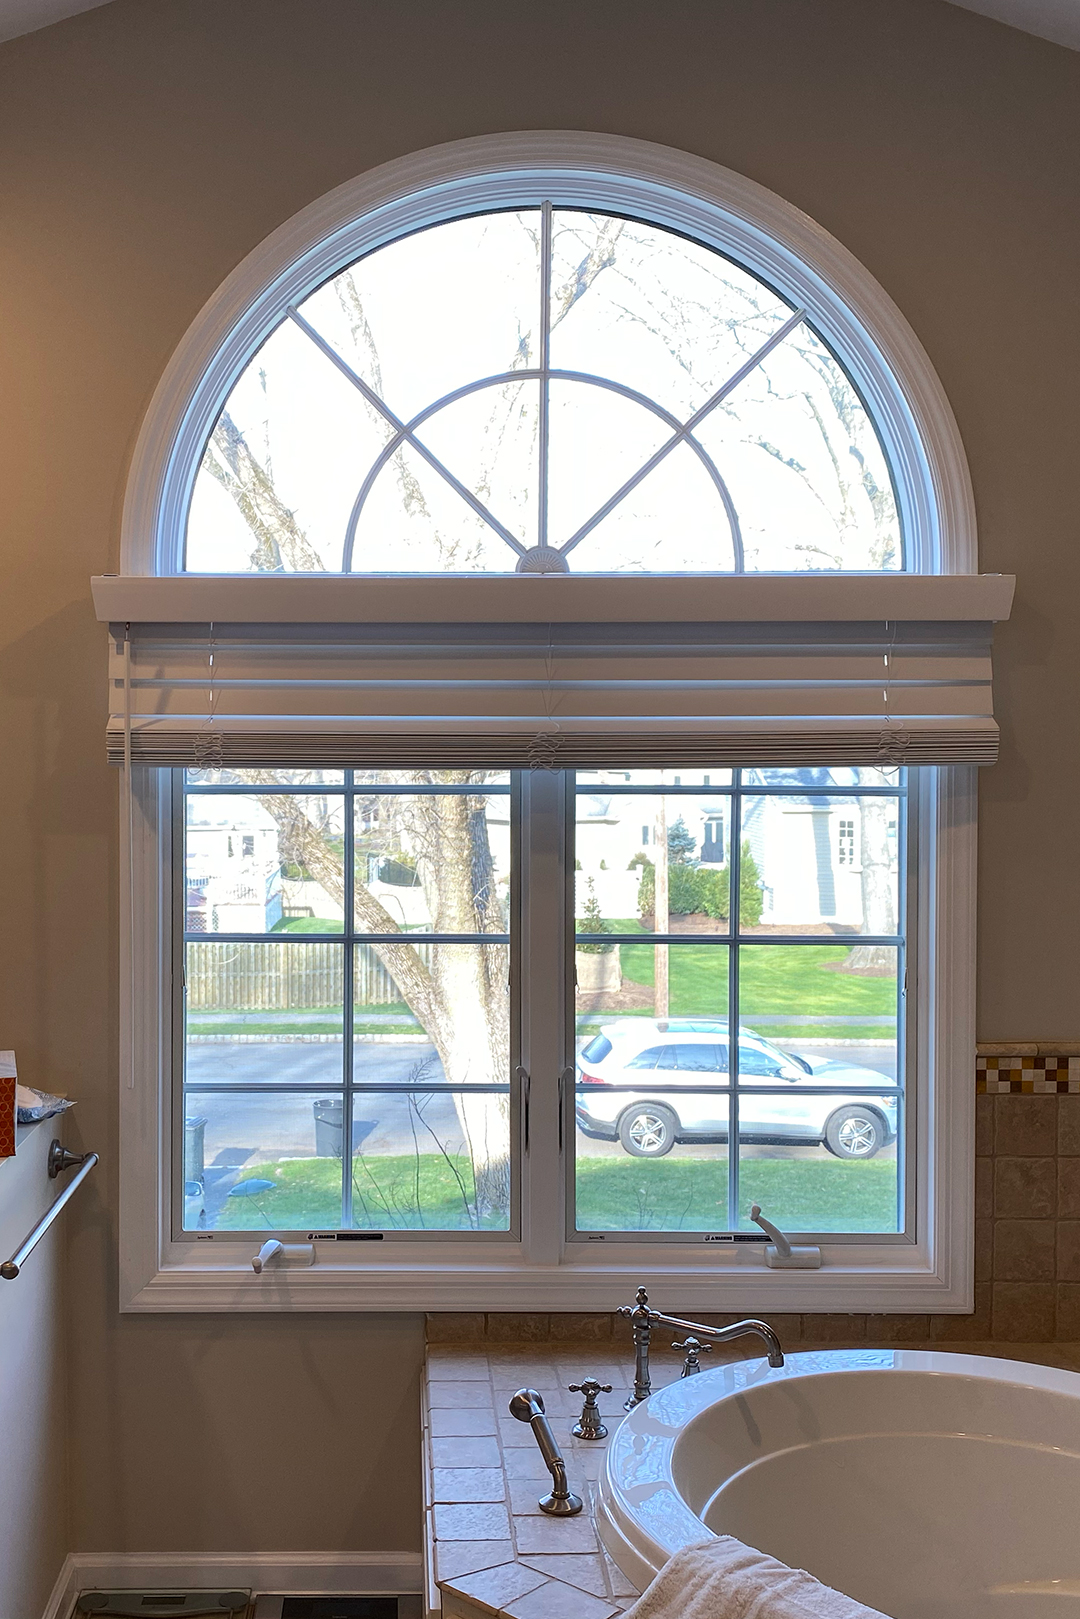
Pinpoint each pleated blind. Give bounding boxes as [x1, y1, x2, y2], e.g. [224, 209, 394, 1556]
[92, 574, 1014, 771]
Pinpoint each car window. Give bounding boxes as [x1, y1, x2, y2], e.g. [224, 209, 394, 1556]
[626, 1044, 665, 1070]
[737, 1041, 785, 1077]
[674, 1043, 722, 1072]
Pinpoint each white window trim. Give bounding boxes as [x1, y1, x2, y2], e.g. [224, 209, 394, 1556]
[115, 132, 979, 1312]
[120, 764, 974, 1313]
[120, 131, 976, 579]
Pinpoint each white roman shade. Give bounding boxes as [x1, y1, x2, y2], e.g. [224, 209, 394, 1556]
[92, 574, 1014, 771]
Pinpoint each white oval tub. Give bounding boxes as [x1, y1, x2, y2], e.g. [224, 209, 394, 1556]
[598, 1349, 1080, 1617]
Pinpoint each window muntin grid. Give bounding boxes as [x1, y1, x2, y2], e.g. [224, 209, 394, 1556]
[178, 769, 516, 1238]
[184, 207, 903, 576]
[175, 765, 909, 1245]
[571, 768, 907, 1239]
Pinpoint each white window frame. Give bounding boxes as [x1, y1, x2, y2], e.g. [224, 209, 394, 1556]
[116, 133, 978, 1313]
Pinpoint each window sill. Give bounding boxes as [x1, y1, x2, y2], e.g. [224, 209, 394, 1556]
[121, 1244, 972, 1314]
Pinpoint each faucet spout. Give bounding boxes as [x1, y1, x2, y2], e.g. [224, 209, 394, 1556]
[700, 1316, 785, 1368]
[617, 1289, 786, 1403]
[657, 1309, 784, 1368]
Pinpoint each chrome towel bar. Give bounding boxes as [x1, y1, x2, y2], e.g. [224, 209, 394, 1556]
[1, 1138, 98, 1280]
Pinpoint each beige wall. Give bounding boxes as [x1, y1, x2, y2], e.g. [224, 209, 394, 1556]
[0, 1127, 70, 1617]
[0, 0, 1078, 1569]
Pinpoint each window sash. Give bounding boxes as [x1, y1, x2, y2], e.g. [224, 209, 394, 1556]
[168, 767, 914, 1249]
[561, 770, 914, 1245]
[171, 771, 522, 1242]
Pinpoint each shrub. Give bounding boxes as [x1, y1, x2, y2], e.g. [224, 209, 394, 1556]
[576, 876, 617, 953]
[637, 842, 764, 926]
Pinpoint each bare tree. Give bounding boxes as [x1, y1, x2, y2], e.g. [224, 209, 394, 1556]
[192, 221, 629, 1218]
[247, 774, 511, 1219]
[204, 412, 325, 572]
[328, 213, 625, 568]
[601, 234, 899, 570]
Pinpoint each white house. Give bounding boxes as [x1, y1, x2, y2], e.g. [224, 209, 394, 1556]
[574, 770, 896, 931]
[185, 797, 285, 933]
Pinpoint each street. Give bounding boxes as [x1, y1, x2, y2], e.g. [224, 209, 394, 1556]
[186, 1038, 898, 1168]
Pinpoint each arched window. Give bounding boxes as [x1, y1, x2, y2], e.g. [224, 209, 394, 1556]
[185, 206, 902, 577]
[103, 136, 1007, 1316]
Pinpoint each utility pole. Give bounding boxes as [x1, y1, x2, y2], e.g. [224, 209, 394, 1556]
[654, 796, 669, 1018]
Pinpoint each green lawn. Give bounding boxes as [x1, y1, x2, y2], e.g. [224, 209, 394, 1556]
[273, 917, 431, 935]
[218, 1152, 495, 1231]
[210, 1151, 897, 1235]
[576, 937, 897, 1042]
[272, 916, 344, 934]
[615, 938, 895, 1014]
[189, 938, 897, 1042]
[577, 1155, 898, 1233]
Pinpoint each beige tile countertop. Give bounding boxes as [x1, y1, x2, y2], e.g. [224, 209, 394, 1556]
[423, 1341, 660, 1619]
[421, 1337, 1080, 1619]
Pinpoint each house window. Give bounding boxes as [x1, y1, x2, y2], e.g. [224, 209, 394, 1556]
[106, 134, 1002, 1312]
[182, 768, 513, 1234]
[185, 209, 900, 577]
[181, 763, 903, 1242]
[573, 769, 903, 1236]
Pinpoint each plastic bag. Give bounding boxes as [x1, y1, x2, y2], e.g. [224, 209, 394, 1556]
[16, 1084, 75, 1124]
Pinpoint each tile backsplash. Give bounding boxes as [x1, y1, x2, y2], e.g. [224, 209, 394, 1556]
[428, 1046, 1080, 1346]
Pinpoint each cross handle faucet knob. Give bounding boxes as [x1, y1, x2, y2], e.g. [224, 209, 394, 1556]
[568, 1378, 613, 1402]
[672, 1335, 713, 1376]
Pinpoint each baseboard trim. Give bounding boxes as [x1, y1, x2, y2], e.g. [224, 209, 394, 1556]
[42, 1551, 423, 1619]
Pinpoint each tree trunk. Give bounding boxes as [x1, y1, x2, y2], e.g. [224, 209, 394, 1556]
[399, 785, 510, 1219]
[205, 413, 325, 572]
[252, 776, 511, 1221]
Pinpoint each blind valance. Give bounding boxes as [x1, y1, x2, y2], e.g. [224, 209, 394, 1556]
[93, 574, 1014, 770]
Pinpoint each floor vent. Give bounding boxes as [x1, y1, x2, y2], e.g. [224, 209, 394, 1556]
[254, 1601, 419, 1619]
[76, 1597, 249, 1617]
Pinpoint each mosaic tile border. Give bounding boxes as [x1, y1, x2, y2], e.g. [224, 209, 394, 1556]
[978, 1048, 1080, 1094]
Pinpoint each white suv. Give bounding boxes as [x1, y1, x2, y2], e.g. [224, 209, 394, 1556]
[575, 1019, 896, 1160]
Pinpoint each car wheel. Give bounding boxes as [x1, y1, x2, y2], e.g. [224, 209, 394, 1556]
[824, 1106, 885, 1160]
[618, 1103, 679, 1158]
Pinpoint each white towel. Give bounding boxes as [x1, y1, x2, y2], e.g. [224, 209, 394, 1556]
[624, 1536, 892, 1619]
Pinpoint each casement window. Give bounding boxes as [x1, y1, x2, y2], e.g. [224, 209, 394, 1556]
[99, 133, 1011, 1312]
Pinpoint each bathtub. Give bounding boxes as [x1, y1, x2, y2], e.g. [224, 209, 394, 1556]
[598, 1348, 1080, 1617]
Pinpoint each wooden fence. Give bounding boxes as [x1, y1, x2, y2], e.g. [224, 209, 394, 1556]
[186, 941, 406, 1010]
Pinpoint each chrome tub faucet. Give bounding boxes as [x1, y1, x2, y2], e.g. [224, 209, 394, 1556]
[617, 1285, 785, 1407]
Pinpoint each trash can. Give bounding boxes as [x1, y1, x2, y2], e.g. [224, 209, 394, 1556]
[313, 1097, 343, 1157]
[184, 1116, 207, 1183]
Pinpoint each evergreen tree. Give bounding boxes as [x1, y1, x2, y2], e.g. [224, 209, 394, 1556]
[667, 814, 698, 865]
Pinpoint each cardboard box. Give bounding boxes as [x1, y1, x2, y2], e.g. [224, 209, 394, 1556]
[0, 1052, 15, 1159]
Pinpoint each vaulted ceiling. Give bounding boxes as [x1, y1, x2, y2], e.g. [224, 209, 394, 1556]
[1, 0, 1078, 53]
[0, 0, 113, 45]
[944, 0, 1080, 50]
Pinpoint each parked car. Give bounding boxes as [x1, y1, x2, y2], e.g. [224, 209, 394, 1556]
[183, 1178, 207, 1228]
[575, 1019, 896, 1159]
